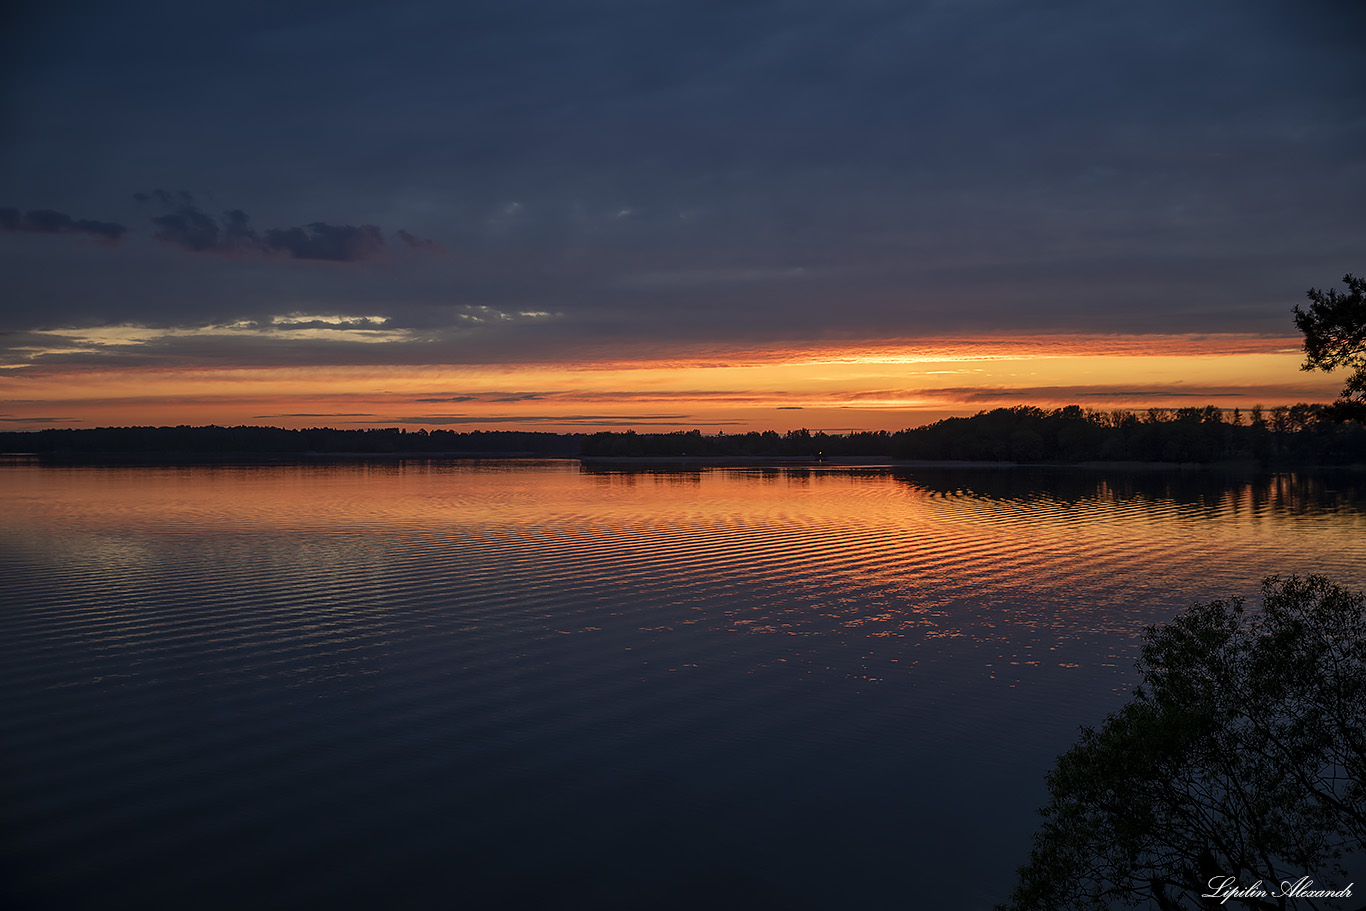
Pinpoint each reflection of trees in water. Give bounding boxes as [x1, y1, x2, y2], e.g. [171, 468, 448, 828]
[579, 465, 706, 487]
[578, 465, 832, 487]
[894, 467, 1366, 516]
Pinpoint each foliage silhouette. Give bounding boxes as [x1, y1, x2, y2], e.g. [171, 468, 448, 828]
[1295, 273, 1366, 423]
[0, 425, 582, 459]
[1003, 576, 1366, 911]
[574, 407, 1364, 464]
[888, 405, 1364, 465]
[2, 406, 1363, 465]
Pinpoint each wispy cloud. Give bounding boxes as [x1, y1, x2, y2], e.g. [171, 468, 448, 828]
[1, 316, 417, 367]
[393, 414, 711, 426]
[395, 228, 445, 254]
[142, 192, 401, 262]
[2, 191, 442, 264]
[933, 383, 1339, 404]
[0, 414, 83, 423]
[0, 208, 127, 243]
[251, 413, 376, 418]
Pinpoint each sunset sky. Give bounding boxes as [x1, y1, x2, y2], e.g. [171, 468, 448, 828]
[2, 1, 1362, 433]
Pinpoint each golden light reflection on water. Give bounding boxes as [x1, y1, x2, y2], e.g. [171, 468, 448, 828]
[7, 463, 1363, 672]
[3, 461, 1365, 908]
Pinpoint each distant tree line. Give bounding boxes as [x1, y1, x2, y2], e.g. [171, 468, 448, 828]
[3, 404, 1363, 464]
[579, 427, 899, 458]
[894, 404, 1365, 464]
[0, 425, 583, 458]
[582, 404, 1365, 465]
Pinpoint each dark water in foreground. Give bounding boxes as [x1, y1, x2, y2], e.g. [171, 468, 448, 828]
[2, 461, 1364, 910]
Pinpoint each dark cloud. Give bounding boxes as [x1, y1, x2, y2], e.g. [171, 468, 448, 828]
[220, 209, 258, 249]
[396, 229, 444, 254]
[152, 205, 230, 253]
[0, 207, 126, 243]
[261, 222, 385, 262]
[141, 193, 408, 263]
[0, 1, 1362, 354]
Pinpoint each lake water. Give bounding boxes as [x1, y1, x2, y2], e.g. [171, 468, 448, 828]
[2, 460, 1364, 910]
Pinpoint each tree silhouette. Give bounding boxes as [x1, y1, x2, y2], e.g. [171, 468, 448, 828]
[1003, 576, 1365, 911]
[1295, 273, 1366, 422]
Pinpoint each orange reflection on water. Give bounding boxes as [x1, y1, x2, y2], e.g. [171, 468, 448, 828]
[5, 462, 1364, 692]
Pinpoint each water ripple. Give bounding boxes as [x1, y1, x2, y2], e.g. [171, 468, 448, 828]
[2, 463, 1364, 909]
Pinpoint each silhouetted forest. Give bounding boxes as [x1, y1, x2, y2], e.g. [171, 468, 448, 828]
[582, 404, 1365, 464]
[893, 404, 1364, 463]
[579, 427, 898, 459]
[2, 404, 1363, 464]
[0, 425, 582, 458]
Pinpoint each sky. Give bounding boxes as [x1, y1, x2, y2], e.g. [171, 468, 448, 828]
[1, 0, 1363, 433]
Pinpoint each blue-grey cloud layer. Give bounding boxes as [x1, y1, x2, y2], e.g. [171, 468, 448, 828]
[1, 0, 1362, 364]
[0, 207, 126, 242]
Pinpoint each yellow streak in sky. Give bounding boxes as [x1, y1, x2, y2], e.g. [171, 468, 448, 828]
[0, 334, 1340, 432]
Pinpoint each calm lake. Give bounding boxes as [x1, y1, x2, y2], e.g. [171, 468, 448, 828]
[2, 460, 1364, 910]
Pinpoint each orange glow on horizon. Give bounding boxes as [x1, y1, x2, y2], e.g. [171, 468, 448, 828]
[0, 334, 1342, 433]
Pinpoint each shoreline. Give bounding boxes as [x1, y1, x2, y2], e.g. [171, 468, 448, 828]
[7, 452, 1359, 472]
[0, 450, 559, 464]
[579, 456, 1318, 471]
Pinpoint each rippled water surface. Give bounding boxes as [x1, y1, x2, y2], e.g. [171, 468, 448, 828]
[3, 461, 1364, 909]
